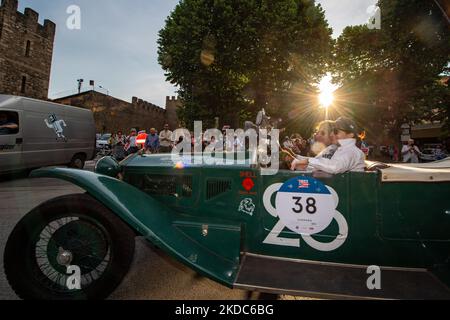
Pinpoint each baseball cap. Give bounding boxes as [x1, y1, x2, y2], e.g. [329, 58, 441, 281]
[334, 117, 359, 135]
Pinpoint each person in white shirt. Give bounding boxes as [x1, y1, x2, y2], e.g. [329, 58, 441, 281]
[311, 120, 338, 159]
[401, 139, 421, 163]
[290, 117, 366, 174]
[159, 124, 173, 153]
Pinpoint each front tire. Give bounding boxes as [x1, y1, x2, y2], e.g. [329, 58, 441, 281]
[4, 194, 135, 300]
[69, 154, 86, 169]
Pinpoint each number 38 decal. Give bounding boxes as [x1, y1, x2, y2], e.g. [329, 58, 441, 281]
[262, 177, 348, 252]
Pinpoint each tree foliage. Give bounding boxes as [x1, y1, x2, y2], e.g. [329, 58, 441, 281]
[158, 0, 333, 129]
[332, 0, 450, 144]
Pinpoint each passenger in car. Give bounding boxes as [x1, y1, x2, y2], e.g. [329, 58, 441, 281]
[282, 120, 337, 170]
[311, 120, 338, 159]
[290, 117, 366, 174]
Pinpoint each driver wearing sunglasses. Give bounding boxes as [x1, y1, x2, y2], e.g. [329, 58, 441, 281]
[313, 120, 338, 160]
[291, 117, 366, 174]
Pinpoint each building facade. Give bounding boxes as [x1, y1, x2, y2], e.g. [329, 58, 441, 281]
[0, 0, 55, 100]
[54, 91, 181, 134]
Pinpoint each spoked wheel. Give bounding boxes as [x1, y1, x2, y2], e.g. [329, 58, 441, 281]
[4, 194, 135, 300]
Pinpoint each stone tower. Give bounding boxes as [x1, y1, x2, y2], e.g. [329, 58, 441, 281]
[165, 96, 181, 129]
[0, 0, 55, 100]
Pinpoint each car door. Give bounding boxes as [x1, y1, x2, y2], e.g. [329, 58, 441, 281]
[380, 181, 450, 241]
[0, 109, 24, 173]
[252, 169, 351, 260]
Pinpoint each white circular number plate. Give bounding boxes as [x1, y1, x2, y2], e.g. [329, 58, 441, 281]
[275, 177, 335, 235]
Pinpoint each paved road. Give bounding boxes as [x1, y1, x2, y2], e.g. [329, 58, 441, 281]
[0, 162, 256, 300]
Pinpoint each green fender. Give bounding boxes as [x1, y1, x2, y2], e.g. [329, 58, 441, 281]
[30, 168, 240, 287]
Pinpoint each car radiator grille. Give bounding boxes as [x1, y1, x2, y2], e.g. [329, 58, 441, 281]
[206, 180, 232, 200]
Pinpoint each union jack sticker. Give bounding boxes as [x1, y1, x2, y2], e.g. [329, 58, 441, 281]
[298, 180, 310, 189]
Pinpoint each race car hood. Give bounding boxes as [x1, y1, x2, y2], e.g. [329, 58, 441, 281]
[121, 152, 255, 170]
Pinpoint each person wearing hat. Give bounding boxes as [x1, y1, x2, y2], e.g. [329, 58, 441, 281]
[290, 117, 366, 174]
[401, 139, 421, 163]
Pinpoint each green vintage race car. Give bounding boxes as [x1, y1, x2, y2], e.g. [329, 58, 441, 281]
[4, 150, 450, 300]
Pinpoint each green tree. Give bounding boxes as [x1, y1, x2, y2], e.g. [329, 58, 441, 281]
[158, 0, 333, 129]
[332, 0, 450, 144]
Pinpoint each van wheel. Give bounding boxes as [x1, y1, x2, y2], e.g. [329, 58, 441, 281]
[4, 194, 135, 300]
[69, 154, 86, 169]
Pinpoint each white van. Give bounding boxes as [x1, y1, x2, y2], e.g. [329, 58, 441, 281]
[0, 95, 96, 175]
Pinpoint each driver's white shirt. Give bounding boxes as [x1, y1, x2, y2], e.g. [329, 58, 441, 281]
[308, 139, 366, 174]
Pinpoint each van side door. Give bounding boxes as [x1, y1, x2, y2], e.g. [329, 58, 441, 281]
[0, 110, 23, 173]
[22, 105, 68, 168]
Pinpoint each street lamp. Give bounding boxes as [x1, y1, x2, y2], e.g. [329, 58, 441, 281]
[77, 79, 84, 94]
[99, 85, 109, 96]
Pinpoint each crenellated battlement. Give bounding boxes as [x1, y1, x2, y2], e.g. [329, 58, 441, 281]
[166, 96, 179, 103]
[0, 0, 56, 100]
[55, 91, 174, 133]
[132, 96, 166, 114]
[165, 96, 181, 128]
[0, 0, 17, 11]
[0, 0, 56, 40]
[24, 7, 38, 25]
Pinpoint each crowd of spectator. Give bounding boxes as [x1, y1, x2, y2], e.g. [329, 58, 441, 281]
[107, 124, 255, 161]
[105, 122, 448, 166]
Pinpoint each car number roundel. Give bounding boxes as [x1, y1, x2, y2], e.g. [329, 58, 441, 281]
[275, 177, 335, 235]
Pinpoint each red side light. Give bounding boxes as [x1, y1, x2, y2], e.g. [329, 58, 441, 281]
[136, 133, 148, 146]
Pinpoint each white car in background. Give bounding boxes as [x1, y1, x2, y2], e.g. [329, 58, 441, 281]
[420, 148, 449, 162]
[420, 149, 438, 162]
[96, 133, 112, 155]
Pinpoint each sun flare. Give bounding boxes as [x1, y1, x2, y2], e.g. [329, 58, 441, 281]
[318, 74, 338, 108]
